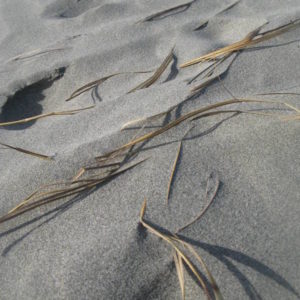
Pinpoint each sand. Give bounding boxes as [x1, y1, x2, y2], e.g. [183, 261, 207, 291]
[0, 0, 299, 299]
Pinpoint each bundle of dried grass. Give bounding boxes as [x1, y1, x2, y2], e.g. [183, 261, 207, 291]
[1, 97, 297, 225]
[181, 19, 300, 68]
[0, 148, 147, 224]
[139, 200, 223, 300]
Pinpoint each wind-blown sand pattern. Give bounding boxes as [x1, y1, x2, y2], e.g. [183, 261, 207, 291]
[0, 1, 299, 299]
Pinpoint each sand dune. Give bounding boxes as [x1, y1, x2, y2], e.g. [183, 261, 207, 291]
[0, 1, 299, 299]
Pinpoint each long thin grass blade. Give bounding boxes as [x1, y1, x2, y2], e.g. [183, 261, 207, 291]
[9, 47, 67, 62]
[139, 200, 212, 300]
[166, 141, 182, 204]
[166, 126, 194, 204]
[137, 1, 194, 23]
[97, 98, 291, 161]
[0, 158, 148, 224]
[66, 71, 152, 101]
[257, 92, 300, 96]
[183, 242, 223, 300]
[282, 113, 300, 121]
[0, 142, 54, 161]
[173, 250, 185, 300]
[121, 108, 173, 130]
[0, 105, 94, 127]
[181, 19, 300, 68]
[128, 47, 174, 93]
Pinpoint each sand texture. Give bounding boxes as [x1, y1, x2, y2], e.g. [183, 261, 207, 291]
[0, 1, 300, 299]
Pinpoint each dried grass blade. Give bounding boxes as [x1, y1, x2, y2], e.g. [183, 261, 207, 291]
[0, 105, 94, 127]
[282, 114, 300, 121]
[166, 141, 182, 204]
[183, 242, 223, 300]
[128, 47, 174, 93]
[139, 200, 212, 300]
[66, 73, 121, 101]
[9, 48, 67, 62]
[0, 142, 54, 161]
[181, 19, 300, 68]
[0, 158, 148, 224]
[97, 98, 282, 161]
[173, 250, 185, 300]
[121, 108, 172, 130]
[137, 1, 194, 23]
[66, 71, 152, 101]
[166, 126, 194, 204]
[257, 92, 300, 96]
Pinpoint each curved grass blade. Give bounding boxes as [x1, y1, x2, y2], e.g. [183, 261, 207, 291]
[66, 71, 152, 101]
[173, 250, 185, 300]
[166, 126, 194, 204]
[0, 158, 148, 224]
[0, 105, 94, 127]
[96, 97, 292, 161]
[128, 47, 174, 94]
[181, 19, 300, 68]
[139, 200, 212, 300]
[137, 1, 194, 23]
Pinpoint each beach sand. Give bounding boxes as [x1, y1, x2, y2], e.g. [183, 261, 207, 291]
[0, 1, 299, 299]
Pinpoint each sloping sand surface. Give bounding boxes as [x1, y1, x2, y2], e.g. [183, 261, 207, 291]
[0, 1, 299, 299]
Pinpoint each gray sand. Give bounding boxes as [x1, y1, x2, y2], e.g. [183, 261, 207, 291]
[0, 1, 299, 299]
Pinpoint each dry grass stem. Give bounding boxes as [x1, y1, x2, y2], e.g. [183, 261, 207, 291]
[181, 19, 300, 68]
[128, 47, 174, 93]
[140, 199, 222, 300]
[0, 142, 54, 161]
[166, 126, 195, 204]
[9, 47, 67, 62]
[0, 105, 94, 127]
[257, 92, 300, 96]
[173, 250, 185, 300]
[166, 141, 182, 204]
[66, 71, 151, 101]
[137, 1, 194, 23]
[97, 97, 294, 161]
[0, 157, 148, 224]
